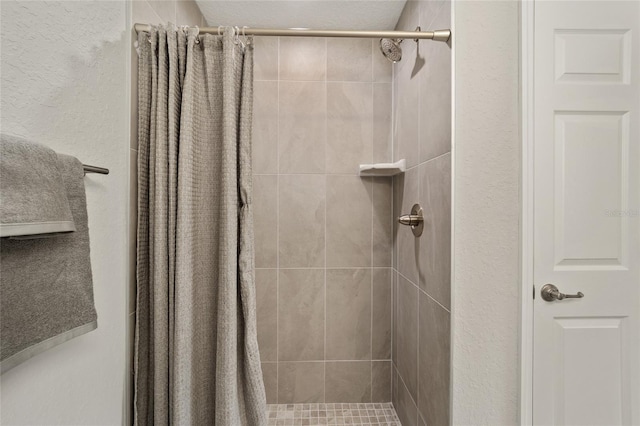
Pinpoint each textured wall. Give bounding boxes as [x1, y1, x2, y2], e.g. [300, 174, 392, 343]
[0, 1, 130, 424]
[390, 1, 452, 425]
[452, 1, 521, 424]
[252, 36, 395, 404]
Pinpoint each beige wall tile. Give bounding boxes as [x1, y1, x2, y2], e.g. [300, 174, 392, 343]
[419, 412, 427, 426]
[261, 362, 278, 404]
[419, 4, 452, 163]
[372, 268, 391, 359]
[326, 82, 373, 174]
[396, 274, 418, 401]
[373, 177, 392, 267]
[278, 269, 325, 361]
[327, 38, 373, 82]
[326, 176, 372, 267]
[326, 269, 372, 360]
[395, 0, 420, 31]
[254, 37, 278, 81]
[278, 82, 326, 173]
[418, 293, 450, 426]
[372, 360, 392, 402]
[254, 175, 277, 268]
[394, 59, 420, 168]
[278, 175, 325, 267]
[392, 363, 398, 403]
[419, 153, 451, 307]
[133, 0, 163, 25]
[325, 361, 372, 403]
[175, 0, 202, 25]
[394, 367, 418, 426]
[248, 27, 397, 400]
[373, 83, 392, 163]
[394, 167, 420, 284]
[373, 42, 393, 83]
[253, 81, 278, 174]
[256, 269, 277, 362]
[146, 0, 175, 23]
[391, 1, 452, 421]
[392, 271, 398, 364]
[278, 361, 325, 403]
[420, 0, 449, 29]
[279, 37, 326, 81]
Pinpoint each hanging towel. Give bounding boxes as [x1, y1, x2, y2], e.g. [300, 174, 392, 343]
[0, 134, 76, 238]
[0, 154, 97, 373]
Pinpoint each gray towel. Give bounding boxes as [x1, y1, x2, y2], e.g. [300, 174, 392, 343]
[0, 134, 76, 238]
[0, 154, 97, 373]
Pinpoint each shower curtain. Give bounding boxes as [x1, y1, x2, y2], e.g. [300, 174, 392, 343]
[134, 25, 266, 425]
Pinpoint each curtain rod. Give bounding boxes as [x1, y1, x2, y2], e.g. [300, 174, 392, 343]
[83, 164, 109, 175]
[134, 23, 451, 42]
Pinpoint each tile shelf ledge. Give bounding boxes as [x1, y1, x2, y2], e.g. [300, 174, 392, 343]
[358, 159, 406, 177]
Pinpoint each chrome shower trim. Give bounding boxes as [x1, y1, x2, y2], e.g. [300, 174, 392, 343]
[134, 23, 451, 43]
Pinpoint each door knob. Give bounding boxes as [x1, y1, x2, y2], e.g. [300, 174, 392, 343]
[398, 203, 424, 237]
[540, 284, 584, 302]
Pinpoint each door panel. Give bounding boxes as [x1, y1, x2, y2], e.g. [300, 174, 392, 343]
[554, 111, 628, 269]
[533, 1, 639, 425]
[552, 316, 627, 425]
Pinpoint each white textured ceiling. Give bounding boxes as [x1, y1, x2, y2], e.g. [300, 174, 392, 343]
[195, 1, 407, 31]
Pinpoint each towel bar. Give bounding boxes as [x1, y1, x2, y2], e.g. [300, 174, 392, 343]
[83, 165, 109, 175]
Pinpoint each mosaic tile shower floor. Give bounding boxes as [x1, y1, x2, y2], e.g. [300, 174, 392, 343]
[267, 403, 401, 425]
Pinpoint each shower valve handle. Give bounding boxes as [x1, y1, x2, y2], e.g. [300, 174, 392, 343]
[397, 204, 424, 237]
[398, 214, 422, 227]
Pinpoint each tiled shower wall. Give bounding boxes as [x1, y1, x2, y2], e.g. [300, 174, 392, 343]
[391, 1, 452, 425]
[252, 36, 395, 404]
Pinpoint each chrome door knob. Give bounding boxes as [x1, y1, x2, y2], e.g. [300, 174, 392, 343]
[540, 284, 584, 302]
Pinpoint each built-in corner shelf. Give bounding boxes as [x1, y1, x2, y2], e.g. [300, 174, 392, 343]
[358, 159, 406, 177]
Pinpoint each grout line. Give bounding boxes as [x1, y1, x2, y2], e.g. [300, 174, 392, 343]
[416, 267, 420, 421]
[275, 34, 280, 404]
[396, 365, 420, 423]
[415, 50, 422, 419]
[417, 8, 423, 167]
[409, 150, 452, 172]
[254, 78, 380, 84]
[389, 268, 394, 401]
[370, 177, 374, 403]
[323, 36, 328, 404]
[390, 48, 396, 404]
[396, 269, 451, 314]
[253, 173, 377, 176]
[370, 38, 375, 83]
[274, 359, 392, 363]
[256, 266, 388, 270]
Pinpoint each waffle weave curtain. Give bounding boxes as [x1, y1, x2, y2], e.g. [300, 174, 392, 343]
[134, 25, 266, 425]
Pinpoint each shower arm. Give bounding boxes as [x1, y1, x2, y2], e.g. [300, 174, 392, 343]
[134, 23, 451, 43]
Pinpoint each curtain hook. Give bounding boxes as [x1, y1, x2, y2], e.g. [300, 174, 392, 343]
[218, 26, 224, 36]
[233, 26, 245, 48]
[193, 25, 200, 44]
[242, 26, 251, 46]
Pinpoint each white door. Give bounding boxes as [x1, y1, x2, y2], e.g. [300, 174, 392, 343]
[533, 1, 640, 425]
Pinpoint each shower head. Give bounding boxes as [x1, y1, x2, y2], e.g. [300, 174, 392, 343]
[380, 38, 403, 63]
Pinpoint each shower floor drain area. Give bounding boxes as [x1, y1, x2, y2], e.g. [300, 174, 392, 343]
[267, 402, 401, 425]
